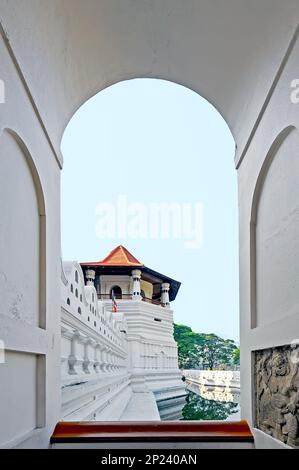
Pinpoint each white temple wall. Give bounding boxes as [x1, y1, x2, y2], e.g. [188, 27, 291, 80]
[238, 27, 299, 449]
[60, 262, 185, 421]
[0, 28, 61, 448]
[99, 275, 131, 296]
[61, 262, 131, 421]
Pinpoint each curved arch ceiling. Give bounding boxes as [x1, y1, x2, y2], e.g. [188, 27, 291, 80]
[0, 0, 298, 162]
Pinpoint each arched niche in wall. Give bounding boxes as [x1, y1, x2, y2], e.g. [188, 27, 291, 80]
[0, 128, 46, 446]
[250, 125, 298, 328]
[0, 129, 46, 328]
[110, 286, 122, 299]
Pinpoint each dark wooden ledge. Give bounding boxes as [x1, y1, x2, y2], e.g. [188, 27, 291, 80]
[51, 420, 253, 444]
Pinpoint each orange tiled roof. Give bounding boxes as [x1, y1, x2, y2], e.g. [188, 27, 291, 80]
[81, 245, 143, 267]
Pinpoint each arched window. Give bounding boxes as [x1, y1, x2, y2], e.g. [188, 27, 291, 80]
[67, 298, 71, 306]
[75, 270, 79, 283]
[110, 285, 122, 299]
[70, 284, 73, 293]
[78, 307, 81, 314]
[140, 289, 145, 299]
[80, 294, 82, 302]
[92, 293, 94, 302]
[75, 288, 78, 298]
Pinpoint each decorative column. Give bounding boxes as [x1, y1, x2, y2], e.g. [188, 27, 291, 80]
[68, 330, 81, 375]
[161, 282, 170, 307]
[131, 269, 142, 300]
[109, 350, 114, 372]
[85, 269, 96, 286]
[82, 337, 91, 374]
[110, 351, 115, 372]
[99, 346, 106, 372]
[114, 354, 118, 371]
[105, 348, 111, 372]
[112, 353, 116, 371]
[103, 347, 109, 372]
[93, 342, 100, 373]
[109, 352, 114, 371]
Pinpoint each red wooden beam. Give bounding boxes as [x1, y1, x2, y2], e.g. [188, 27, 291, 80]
[51, 420, 253, 444]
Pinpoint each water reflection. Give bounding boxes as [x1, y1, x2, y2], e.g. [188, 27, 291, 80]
[182, 382, 240, 421]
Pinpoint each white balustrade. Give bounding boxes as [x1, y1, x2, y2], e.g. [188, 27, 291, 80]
[60, 261, 185, 421]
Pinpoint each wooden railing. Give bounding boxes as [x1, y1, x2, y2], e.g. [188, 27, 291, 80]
[51, 420, 254, 445]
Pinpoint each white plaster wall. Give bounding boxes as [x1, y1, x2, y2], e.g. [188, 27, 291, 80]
[99, 275, 131, 296]
[0, 351, 37, 446]
[238, 28, 299, 448]
[0, 131, 39, 327]
[255, 130, 299, 327]
[0, 29, 61, 448]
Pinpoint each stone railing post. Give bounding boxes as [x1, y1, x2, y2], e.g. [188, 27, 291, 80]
[94, 342, 100, 373]
[82, 337, 91, 374]
[68, 330, 81, 375]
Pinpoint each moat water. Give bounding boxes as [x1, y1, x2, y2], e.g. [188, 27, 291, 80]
[181, 382, 240, 421]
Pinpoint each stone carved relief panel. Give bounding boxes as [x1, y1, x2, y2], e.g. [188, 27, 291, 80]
[256, 345, 299, 447]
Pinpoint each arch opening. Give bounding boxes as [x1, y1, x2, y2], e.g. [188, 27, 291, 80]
[110, 286, 122, 300]
[61, 77, 239, 422]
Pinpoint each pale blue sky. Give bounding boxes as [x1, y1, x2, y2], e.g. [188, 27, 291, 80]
[61, 79, 239, 341]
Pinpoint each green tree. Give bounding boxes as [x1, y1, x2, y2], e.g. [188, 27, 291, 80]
[196, 335, 237, 369]
[174, 324, 205, 368]
[174, 324, 238, 370]
[232, 347, 240, 365]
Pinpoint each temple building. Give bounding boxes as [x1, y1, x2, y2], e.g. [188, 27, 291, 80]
[60, 246, 186, 422]
[81, 245, 181, 306]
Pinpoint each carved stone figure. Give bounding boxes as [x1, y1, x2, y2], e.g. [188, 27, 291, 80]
[256, 345, 299, 447]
